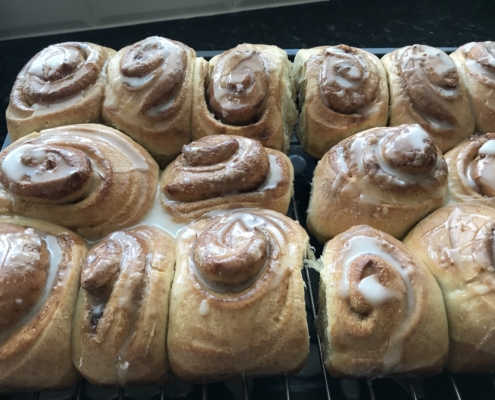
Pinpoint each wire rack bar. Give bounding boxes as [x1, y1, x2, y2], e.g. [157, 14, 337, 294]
[284, 375, 291, 400]
[450, 375, 463, 400]
[409, 379, 418, 400]
[367, 379, 376, 400]
[291, 195, 332, 400]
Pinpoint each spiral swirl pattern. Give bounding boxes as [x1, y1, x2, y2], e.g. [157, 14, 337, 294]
[319, 46, 380, 114]
[451, 41, 495, 133]
[7, 42, 113, 141]
[446, 133, 495, 207]
[383, 45, 475, 152]
[161, 135, 293, 221]
[320, 225, 448, 377]
[307, 124, 448, 242]
[0, 216, 86, 390]
[74, 225, 174, 385]
[207, 47, 268, 126]
[404, 204, 495, 373]
[0, 124, 158, 239]
[167, 209, 309, 381]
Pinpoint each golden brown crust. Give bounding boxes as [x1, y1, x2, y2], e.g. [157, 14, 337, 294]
[382, 45, 475, 153]
[72, 225, 175, 385]
[160, 135, 293, 221]
[306, 124, 448, 242]
[0, 123, 158, 239]
[167, 209, 309, 382]
[404, 204, 495, 373]
[451, 42, 495, 133]
[103, 37, 195, 168]
[191, 44, 297, 153]
[0, 216, 86, 392]
[292, 45, 389, 158]
[6, 42, 115, 141]
[445, 133, 495, 207]
[319, 225, 448, 378]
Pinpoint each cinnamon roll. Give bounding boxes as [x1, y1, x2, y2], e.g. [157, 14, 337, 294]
[6, 42, 115, 142]
[319, 225, 448, 378]
[445, 133, 495, 207]
[168, 209, 310, 382]
[404, 204, 495, 373]
[306, 124, 448, 243]
[382, 45, 475, 152]
[0, 216, 86, 391]
[292, 45, 389, 158]
[191, 44, 298, 153]
[103, 37, 196, 167]
[161, 135, 293, 221]
[0, 124, 158, 239]
[72, 226, 175, 385]
[451, 42, 495, 133]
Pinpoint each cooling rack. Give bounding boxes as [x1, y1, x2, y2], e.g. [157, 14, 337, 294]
[1, 47, 492, 400]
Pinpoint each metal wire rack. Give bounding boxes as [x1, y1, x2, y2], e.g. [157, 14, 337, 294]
[1, 47, 494, 400]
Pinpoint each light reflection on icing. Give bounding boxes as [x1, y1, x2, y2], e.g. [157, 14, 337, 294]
[1, 144, 78, 184]
[0, 229, 63, 344]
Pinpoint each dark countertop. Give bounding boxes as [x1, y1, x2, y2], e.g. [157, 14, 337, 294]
[1, 0, 494, 142]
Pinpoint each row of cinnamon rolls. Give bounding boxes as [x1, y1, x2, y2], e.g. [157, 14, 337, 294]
[0, 209, 309, 390]
[6, 39, 297, 167]
[7, 39, 495, 166]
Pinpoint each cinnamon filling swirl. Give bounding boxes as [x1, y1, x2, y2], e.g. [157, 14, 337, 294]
[396, 45, 460, 130]
[464, 41, 495, 83]
[12, 42, 106, 110]
[319, 45, 379, 114]
[163, 136, 269, 202]
[207, 48, 268, 126]
[118, 37, 188, 118]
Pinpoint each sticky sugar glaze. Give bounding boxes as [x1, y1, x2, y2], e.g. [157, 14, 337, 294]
[207, 47, 269, 126]
[462, 42, 495, 83]
[175, 209, 305, 303]
[168, 208, 309, 379]
[446, 134, 495, 207]
[10, 42, 108, 116]
[159, 135, 290, 222]
[78, 225, 173, 384]
[104, 37, 189, 119]
[330, 124, 447, 202]
[319, 225, 447, 378]
[394, 45, 460, 130]
[0, 124, 158, 239]
[318, 45, 379, 115]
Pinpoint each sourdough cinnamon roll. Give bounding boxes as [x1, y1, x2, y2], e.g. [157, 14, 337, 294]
[0, 216, 86, 391]
[161, 135, 293, 221]
[451, 42, 495, 133]
[319, 225, 448, 378]
[191, 44, 297, 153]
[292, 45, 389, 158]
[6, 42, 115, 141]
[445, 133, 495, 207]
[404, 204, 495, 373]
[382, 45, 475, 152]
[103, 37, 195, 167]
[0, 124, 158, 239]
[72, 226, 174, 385]
[306, 124, 448, 242]
[168, 209, 309, 382]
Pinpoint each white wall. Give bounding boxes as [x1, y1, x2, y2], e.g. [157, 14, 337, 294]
[0, 0, 322, 41]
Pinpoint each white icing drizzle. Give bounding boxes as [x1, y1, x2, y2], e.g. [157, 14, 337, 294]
[199, 299, 210, 316]
[134, 181, 188, 238]
[479, 140, 495, 155]
[357, 275, 401, 306]
[338, 235, 415, 370]
[334, 126, 445, 203]
[255, 154, 284, 190]
[17, 128, 149, 173]
[322, 46, 369, 91]
[1, 144, 78, 184]
[0, 229, 63, 344]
